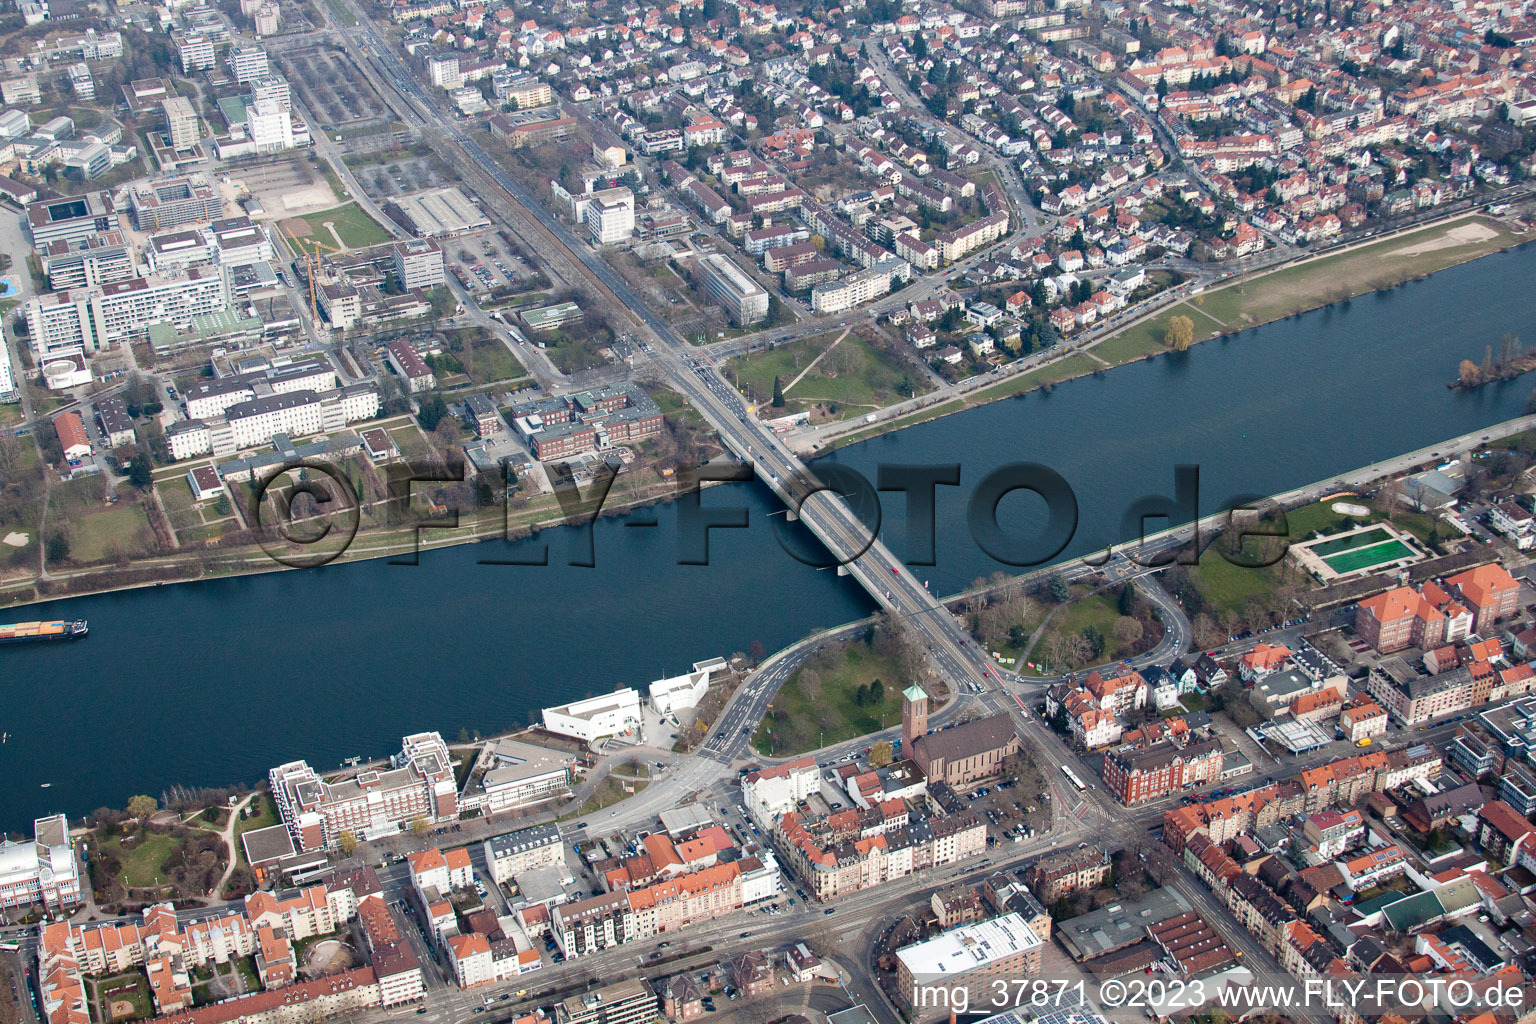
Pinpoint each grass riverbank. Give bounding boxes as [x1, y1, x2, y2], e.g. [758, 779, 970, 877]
[829, 212, 1527, 449]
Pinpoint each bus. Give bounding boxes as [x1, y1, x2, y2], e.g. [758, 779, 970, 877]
[1060, 765, 1087, 792]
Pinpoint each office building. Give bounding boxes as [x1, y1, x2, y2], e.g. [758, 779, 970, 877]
[555, 980, 656, 1024]
[695, 253, 767, 325]
[26, 191, 117, 249]
[40, 230, 136, 289]
[245, 97, 296, 154]
[129, 176, 224, 231]
[228, 45, 269, 83]
[584, 187, 635, 244]
[162, 95, 199, 150]
[483, 823, 564, 885]
[25, 268, 229, 357]
[392, 239, 444, 290]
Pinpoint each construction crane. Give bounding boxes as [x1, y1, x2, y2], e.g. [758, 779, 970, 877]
[281, 226, 344, 330]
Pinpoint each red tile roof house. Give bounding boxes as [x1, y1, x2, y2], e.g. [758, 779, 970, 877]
[1477, 800, 1536, 864]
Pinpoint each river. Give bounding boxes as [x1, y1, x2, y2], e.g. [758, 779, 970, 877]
[3, 242, 1535, 829]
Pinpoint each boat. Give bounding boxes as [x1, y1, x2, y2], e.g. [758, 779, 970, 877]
[0, 620, 88, 645]
[39, 783, 50, 788]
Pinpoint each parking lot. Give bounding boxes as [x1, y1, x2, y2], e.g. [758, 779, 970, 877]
[277, 47, 388, 127]
[445, 231, 533, 293]
[230, 157, 338, 217]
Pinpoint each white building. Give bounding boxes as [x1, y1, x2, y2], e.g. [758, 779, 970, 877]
[228, 45, 270, 83]
[810, 264, 895, 314]
[541, 688, 643, 743]
[246, 96, 296, 154]
[741, 757, 820, 830]
[0, 815, 83, 912]
[584, 187, 635, 244]
[648, 657, 727, 714]
[393, 239, 444, 291]
[696, 253, 768, 326]
[25, 268, 229, 357]
[483, 823, 564, 886]
[167, 385, 379, 460]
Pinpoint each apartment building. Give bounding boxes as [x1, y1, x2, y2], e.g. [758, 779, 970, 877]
[1023, 846, 1111, 902]
[0, 815, 82, 912]
[775, 799, 986, 902]
[1365, 656, 1473, 726]
[695, 253, 768, 325]
[934, 211, 1008, 262]
[809, 264, 893, 314]
[895, 913, 1043, 1011]
[1102, 737, 1224, 805]
[184, 360, 336, 420]
[269, 733, 459, 850]
[741, 757, 821, 830]
[385, 341, 436, 394]
[177, 32, 216, 73]
[483, 823, 564, 885]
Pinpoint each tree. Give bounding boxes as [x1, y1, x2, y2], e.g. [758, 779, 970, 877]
[1112, 616, 1144, 647]
[1164, 314, 1195, 352]
[127, 794, 157, 821]
[798, 667, 822, 702]
[410, 816, 431, 837]
[771, 375, 785, 408]
[1459, 359, 1483, 386]
[1117, 582, 1137, 616]
[338, 830, 359, 855]
[1047, 574, 1070, 603]
[869, 739, 893, 767]
[749, 639, 766, 663]
[128, 447, 153, 489]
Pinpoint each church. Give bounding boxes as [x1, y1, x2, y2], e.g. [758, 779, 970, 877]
[903, 684, 1021, 788]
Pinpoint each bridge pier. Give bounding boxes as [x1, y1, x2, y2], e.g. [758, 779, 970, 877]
[784, 508, 798, 522]
[836, 564, 849, 576]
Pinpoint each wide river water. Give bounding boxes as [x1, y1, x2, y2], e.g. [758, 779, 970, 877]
[4, 242, 1536, 828]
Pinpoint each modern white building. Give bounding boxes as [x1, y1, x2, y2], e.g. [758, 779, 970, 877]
[584, 187, 635, 245]
[541, 688, 643, 743]
[24, 268, 229, 357]
[741, 757, 820, 830]
[228, 45, 270, 83]
[696, 253, 768, 326]
[461, 737, 574, 816]
[648, 657, 728, 714]
[0, 815, 83, 912]
[246, 96, 296, 154]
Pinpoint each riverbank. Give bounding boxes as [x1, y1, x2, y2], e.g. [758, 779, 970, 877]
[832, 212, 1528, 447]
[0, 213, 1526, 612]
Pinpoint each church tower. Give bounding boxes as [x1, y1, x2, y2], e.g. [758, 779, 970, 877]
[902, 683, 929, 752]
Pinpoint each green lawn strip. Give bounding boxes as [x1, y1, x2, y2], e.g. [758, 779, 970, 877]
[574, 765, 651, 816]
[965, 353, 1102, 403]
[751, 643, 903, 756]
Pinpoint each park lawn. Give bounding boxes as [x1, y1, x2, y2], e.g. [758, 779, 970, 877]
[157, 479, 198, 516]
[101, 831, 179, 888]
[751, 643, 904, 756]
[92, 970, 153, 1021]
[70, 502, 153, 563]
[388, 424, 433, 459]
[297, 203, 392, 249]
[1184, 543, 1284, 617]
[784, 332, 926, 415]
[646, 385, 704, 428]
[1025, 589, 1148, 673]
[0, 402, 22, 428]
[1091, 317, 1178, 364]
[1281, 498, 1384, 539]
[465, 335, 525, 385]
